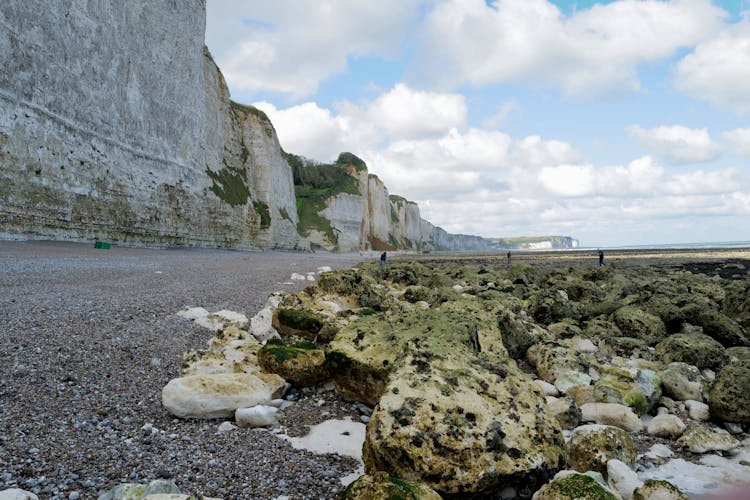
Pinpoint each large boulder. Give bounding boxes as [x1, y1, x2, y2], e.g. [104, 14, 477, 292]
[566, 424, 638, 475]
[363, 354, 565, 497]
[612, 306, 667, 345]
[527, 342, 587, 384]
[708, 359, 750, 424]
[497, 306, 552, 359]
[681, 304, 749, 347]
[337, 472, 442, 500]
[654, 333, 728, 370]
[660, 362, 703, 402]
[676, 424, 740, 453]
[580, 403, 643, 433]
[593, 366, 660, 415]
[161, 372, 285, 418]
[257, 339, 328, 386]
[327, 300, 506, 405]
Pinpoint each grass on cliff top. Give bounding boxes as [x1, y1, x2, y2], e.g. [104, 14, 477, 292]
[285, 151, 362, 243]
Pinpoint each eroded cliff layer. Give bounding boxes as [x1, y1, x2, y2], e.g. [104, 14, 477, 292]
[0, 1, 304, 249]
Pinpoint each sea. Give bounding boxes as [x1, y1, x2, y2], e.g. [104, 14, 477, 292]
[579, 241, 750, 251]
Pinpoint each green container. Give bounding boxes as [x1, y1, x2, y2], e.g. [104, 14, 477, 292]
[94, 241, 111, 249]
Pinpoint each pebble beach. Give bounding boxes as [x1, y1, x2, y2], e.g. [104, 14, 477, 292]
[1, 242, 749, 499]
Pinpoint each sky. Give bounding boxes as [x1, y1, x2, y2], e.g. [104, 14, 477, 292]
[205, 0, 750, 247]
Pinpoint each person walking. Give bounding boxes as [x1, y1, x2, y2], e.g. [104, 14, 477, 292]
[598, 249, 604, 267]
[380, 251, 387, 268]
[507, 250, 512, 265]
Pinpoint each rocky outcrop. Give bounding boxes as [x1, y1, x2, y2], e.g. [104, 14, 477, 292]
[0, 0, 305, 249]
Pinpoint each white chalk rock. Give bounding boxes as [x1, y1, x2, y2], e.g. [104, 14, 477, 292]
[162, 372, 285, 418]
[572, 337, 598, 353]
[248, 292, 285, 341]
[580, 402, 644, 432]
[607, 459, 643, 500]
[0, 490, 39, 500]
[235, 405, 279, 428]
[535, 379, 560, 397]
[217, 421, 237, 433]
[647, 414, 686, 438]
[642, 444, 673, 462]
[684, 400, 709, 421]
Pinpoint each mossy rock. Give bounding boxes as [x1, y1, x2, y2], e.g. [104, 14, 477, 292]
[727, 346, 750, 364]
[527, 342, 587, 384]
[534, 472, 618, 500]
[641, 295, 685, 333]
[327, 300, 505, 405]
[272, 307, 325, 339]
[612, 306, 667, 345]
[258, 339, 328, 386]
[654, 333, 728, 370]
[497, 307, 551, 359]
[530, 289, 583, 325]
[337, 472, 441, 500]
[709, 359, 750, 424]
[363, 353, 565, 497]
[598, 336, 651, 359]
[318, 270, 386, 310]
[660, 362, 703, 402]
[592, 367, 659, 415]
[681, 303, 750, 347]
[633, 479, 689, 500]
[582, 316, 622, 340]
[566, 424, 637, 475]
[403, 285, 437, 304]
[547, 321, 583, 339]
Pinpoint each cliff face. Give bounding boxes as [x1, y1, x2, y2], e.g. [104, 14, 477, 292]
[303, 154, 492, 252]
[0, 0, 304, 249]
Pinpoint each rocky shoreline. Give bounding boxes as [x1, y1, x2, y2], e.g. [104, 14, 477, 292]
[1, 243, 749, 499]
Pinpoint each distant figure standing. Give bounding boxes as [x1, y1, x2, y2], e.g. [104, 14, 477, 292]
[598, 249, 604, 267]
[506, 251, 512, 265]
[380, 251, 387, 268]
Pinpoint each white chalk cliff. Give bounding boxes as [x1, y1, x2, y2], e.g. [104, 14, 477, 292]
[0, 0, 304, 249]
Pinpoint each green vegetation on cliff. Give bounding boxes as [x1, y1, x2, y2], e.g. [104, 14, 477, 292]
[285, 151, 364, 243]
[206, 162, 250, 207]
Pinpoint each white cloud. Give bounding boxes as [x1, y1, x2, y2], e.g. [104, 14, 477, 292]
[338, 84, 468, 140]
[538, 164, 596, 197]
[414, 0, 725, 96]
[665, 168, 740, 195]
[627, 125, 721, 164]
[723, 128, 750, 156]
[675, 22, 750, 112]
[206, 0, 426, 99]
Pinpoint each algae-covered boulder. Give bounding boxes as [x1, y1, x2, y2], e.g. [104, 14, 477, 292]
[337, 472, 442, 500]
[257, 339, 328, 386]
[363, 354, 565, 497]
[599, 336, 652, 360]
[632, 479, 689, 500]
[654, 333, 728, 370]
[593, 366, 660, 415]
[532, 471, 619, 500]
[660, 362, 703, 402]
[641, 295, 685, 334]
[318, 268, 387, 309]
[676, 424, 740, 453]
[681, 304, 750, 347]
[708, 359, 750, 423]
[566, 424, 637, 475]
[527, 342, 587, 384]
[530, 289, 583, 325]
[612, 306, 667, 345]
[497, 306, 552, 359]
[272, 306, 326, 339]
[582, 316, 623, 340]
[327, 300, 506, 406]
